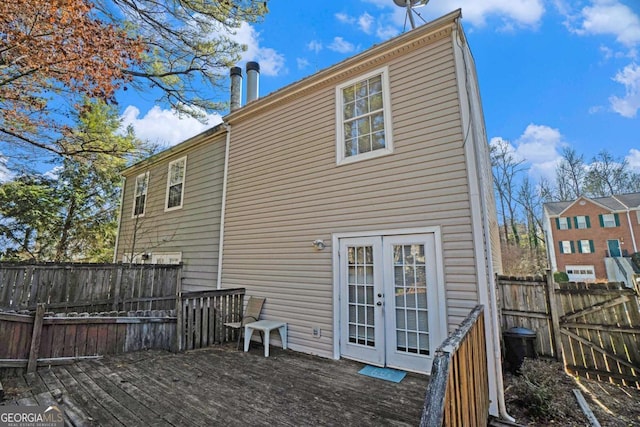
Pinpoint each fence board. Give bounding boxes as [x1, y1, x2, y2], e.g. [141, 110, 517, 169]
[179, 289, 245, 351]
[0, 263, 181, 312]
[499, 275, 640, 389]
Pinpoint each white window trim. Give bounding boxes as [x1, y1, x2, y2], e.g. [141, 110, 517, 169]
[131, 172, 149, 218]
[575, 216, 588, 229]
[579, 240, 592, 253]
[151, 252, 182, 265]
[602, 213, 616, 228]
[558, 217, 570, 230]
[165, 156, 187, 212]
[335, 66, 394, 165]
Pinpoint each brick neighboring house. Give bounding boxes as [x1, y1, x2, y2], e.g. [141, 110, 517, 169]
[543, 192, 640, 286]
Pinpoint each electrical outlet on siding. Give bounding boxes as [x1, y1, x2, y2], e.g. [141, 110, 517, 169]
[312, 327, 321, 338]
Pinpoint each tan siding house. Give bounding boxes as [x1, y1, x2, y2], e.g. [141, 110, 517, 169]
[115, 10, 506, 417]
[115, 129, 227, 292]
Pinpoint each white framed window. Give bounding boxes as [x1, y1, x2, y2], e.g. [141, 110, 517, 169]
[165, 157, 186, 211]
[132, 172, 149, 218]
[599, 213, 619, 228]
[559, 240, 574, 254]
[574, 216, 590, 229]
[336, 67, 393, 165]
[151, 252, 182, 265]
[578, 240, 594, 254]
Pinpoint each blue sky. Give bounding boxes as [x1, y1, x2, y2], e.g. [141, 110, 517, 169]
[120, 0, 640, 183]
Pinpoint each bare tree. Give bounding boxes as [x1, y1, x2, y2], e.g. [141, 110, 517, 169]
[490, 140, 526, 246]
[584, 150, 640, 197]
[555, 147, 585, 200]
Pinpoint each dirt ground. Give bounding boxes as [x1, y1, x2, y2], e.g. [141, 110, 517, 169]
[504, 358, 640, 426]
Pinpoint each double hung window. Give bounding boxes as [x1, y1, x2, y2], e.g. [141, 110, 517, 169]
[133, 172, 149, 217]
[336, 68, 393, 164]
[166, 157, 186, 211]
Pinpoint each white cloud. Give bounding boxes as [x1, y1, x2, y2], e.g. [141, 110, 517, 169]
[492, 124, 565, 181]
[571, 0, 640, 47]
[232, 22, 286, 76]
[449, 0, 545, 28]
[359, 13, 375, 34]
[609, 62, 640, 117]
[335, 12, 355, 24]
[296, 58, 310, 70]
[121, 105, 222, 147]
[627, 148, 640, 171]
[307, 40, 323, 54]
[361, 0, 545, 35]
[42, 166, 63, 181]
[376, 24, 400, 39]
[0, 155, 11, 183]
[328, 37, 356, 53]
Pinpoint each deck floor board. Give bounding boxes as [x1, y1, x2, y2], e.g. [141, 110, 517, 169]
[1, 344, 429, 426]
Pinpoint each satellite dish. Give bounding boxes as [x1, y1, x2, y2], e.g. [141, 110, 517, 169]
[393, 0, 429, 29]
[393, 0, 428, 6]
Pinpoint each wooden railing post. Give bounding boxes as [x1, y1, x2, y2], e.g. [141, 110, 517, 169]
[545, 270, 564, 362]
[27, 304, 45, 373]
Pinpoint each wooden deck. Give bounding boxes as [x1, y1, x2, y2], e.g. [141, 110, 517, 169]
[1, 344, 429, 426]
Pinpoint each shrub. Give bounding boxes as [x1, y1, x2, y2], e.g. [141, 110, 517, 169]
[508, 359, 568, 421]
[553, 271, 569, 283]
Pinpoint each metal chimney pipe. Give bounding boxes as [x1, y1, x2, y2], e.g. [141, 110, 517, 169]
[246, 61, 260, 104]
[230, 66, 242, 112]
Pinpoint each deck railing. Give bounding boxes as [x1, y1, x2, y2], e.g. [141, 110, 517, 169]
[420, 305, 488, 427]
[1, 285, 247, 375]
[0, 305, 176, 375]
[177, 288, 245, 351]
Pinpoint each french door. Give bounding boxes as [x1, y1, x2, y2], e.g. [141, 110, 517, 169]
[338, 233, 443, 373]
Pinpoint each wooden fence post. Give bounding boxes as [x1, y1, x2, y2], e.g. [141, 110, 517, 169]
[545, 270, 563, 362]
[174, 269, 183, 352]
[27, 304, 45, 373]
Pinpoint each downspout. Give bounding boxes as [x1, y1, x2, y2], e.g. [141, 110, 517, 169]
[216, 123, 231, 289]
[614, 195, 638, 253]
[113, 177, 126, 263]
[626, 210, 638, 253]
[454, 17, 514, 422]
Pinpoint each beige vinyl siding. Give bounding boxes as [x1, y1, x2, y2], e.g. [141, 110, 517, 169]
[221, 35, 477, 357]
[117, 133, 226, 291]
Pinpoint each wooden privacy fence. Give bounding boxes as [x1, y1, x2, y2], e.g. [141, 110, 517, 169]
[0, 262, 181, 312]
[498, 274, 640, 388]
[421, 305, 489, 427]
[558, 282, 640, 388]
[498, 274, 559, 358]
[178, 288, 245, 351]
[0, 305, 176, 374]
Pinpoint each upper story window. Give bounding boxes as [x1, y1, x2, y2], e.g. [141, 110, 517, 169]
[336, 67, 393, 165]
[132, 172, 149, 217]
[559, 240, 574, 254]
[165, 157, 186, 211]
[574, 215, 590, 229]
[556, 217, 571, 230]
[599, 213, 619, 228]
